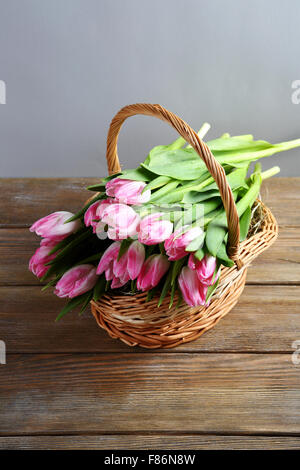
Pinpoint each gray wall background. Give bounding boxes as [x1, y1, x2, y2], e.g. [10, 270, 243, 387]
[0, 0, 300, 177]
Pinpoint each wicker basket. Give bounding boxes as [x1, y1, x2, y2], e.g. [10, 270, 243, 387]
[90, 103, 278, 349]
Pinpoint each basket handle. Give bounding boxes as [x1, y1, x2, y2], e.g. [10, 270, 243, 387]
[106, 103, 242, 267]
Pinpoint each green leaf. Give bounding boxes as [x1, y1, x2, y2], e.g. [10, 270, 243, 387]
[143, 175, 172, 193]
[146, 285, 159, 302]
[78, 291, 93, 315]
[142, 147, 207, 180]
[239, 206, 252, 241]
[47, 228, 86, 256]
[169, 280, 177, 308]
[41, 275, 61, 292]
[55, 292, 92, 322]
[183, 189, 221, 204]
[76, 252, 103, 265]
[205, 278, 219, 304]
[176, 289, 183, 308]
[149, 180, 180, 202]
[86, 183, 106, 192]
[93, 275, 106, 301]
[206, 135, 272, 153]
[216, 241, 234, 267]
[158, 268, 173, 307]
[171, 257, 187, 285]
[194, 247, 205, 261]
[117, 239, 133, 261]
[206, 166, 262, 256]
[119, 167, 155, 181]
[185, 232, 205, 252]
[48, 228, 93, 265]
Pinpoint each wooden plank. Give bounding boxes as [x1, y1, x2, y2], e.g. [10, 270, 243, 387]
[0, 178, 299, 227]
[1, 285, 299, 353]
[1, 226, 300, 286]
[0, 353, 299, 434]
[260, 177, 300, 225]
[0, 178, 99, 227]
[246, 225, 300, 284]
[0, 434, 300, 450]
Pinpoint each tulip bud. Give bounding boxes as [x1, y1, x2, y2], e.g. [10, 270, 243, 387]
[114, 240, 145, 280]
[138, 213, 173, 245]
[100, 203, 140, 240]
[164, 226, 203, 261]
[178, 266, 208, 307]
[188, 254, 219, 286]
[97, 240, 145, 289]
[96, 241, 121, 278]
[30, 211, 80, 239]
[84, 201, 102, 232]
[106, 178, 151, 205]
[136, 254, 170, 291]
[54, 264, 98, 298]
[29, 239, 57, 279]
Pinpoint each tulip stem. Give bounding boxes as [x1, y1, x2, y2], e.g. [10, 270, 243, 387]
[186, 122, 211, 148]
[261, 166, 280, 180]
[169, 123, 211, 150]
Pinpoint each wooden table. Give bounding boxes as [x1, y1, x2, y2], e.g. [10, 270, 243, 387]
[0, 177, 300, 450]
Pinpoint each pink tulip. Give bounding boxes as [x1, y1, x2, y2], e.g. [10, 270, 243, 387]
[100, 203, 140, 240]
[188, 254, 219, 286]
[164, 226, 203, 261]
[30, 211, 80, 239]
[96, 241, 130, 288]
[138, 213, 173, 245]
[136, 254, 170, 292]
[106, 178, 151, 205]
[96, 241, 121, 279]
[97, 240, 145, 288]
[84, 201, 102, 232]
[95, 198, 115, 218]
[114, 240, 145, 280]
[54, 264, 98, 298]
[29, 239, 57, 279]
[178, 266, 208, 307]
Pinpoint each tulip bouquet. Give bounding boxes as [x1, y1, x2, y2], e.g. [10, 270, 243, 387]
[29, 124, 300, 320]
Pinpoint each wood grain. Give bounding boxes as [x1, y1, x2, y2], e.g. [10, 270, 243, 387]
[1, 178, 300, 227]
[0, 178, 99, 227]
[1, 285, 300, 353]
[0, 353, 299, 435]
[0, 176, 299, 448]
[1, 226, 300, 286]
[0, 435, 300, 450]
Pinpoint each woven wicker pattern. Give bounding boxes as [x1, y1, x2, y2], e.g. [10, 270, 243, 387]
[91, 200, 277, 348]
[90, 103, 278, 349]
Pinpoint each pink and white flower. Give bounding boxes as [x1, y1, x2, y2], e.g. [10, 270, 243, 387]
[30, 211, 80, 240]
[136, 254, 170, 291]
[97, 240, 145, 288]
[188, 254, 219, 286]
[29, 239, 57, 279]
[100, 203, 140, 240]
[164, 226, 203, 261]
[138, 213, 173, 245]
[178, 266, 208, 307]
[106, 178, 151, 205]
[84, 200, 102, 232]
[54, 264, 98, 298]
